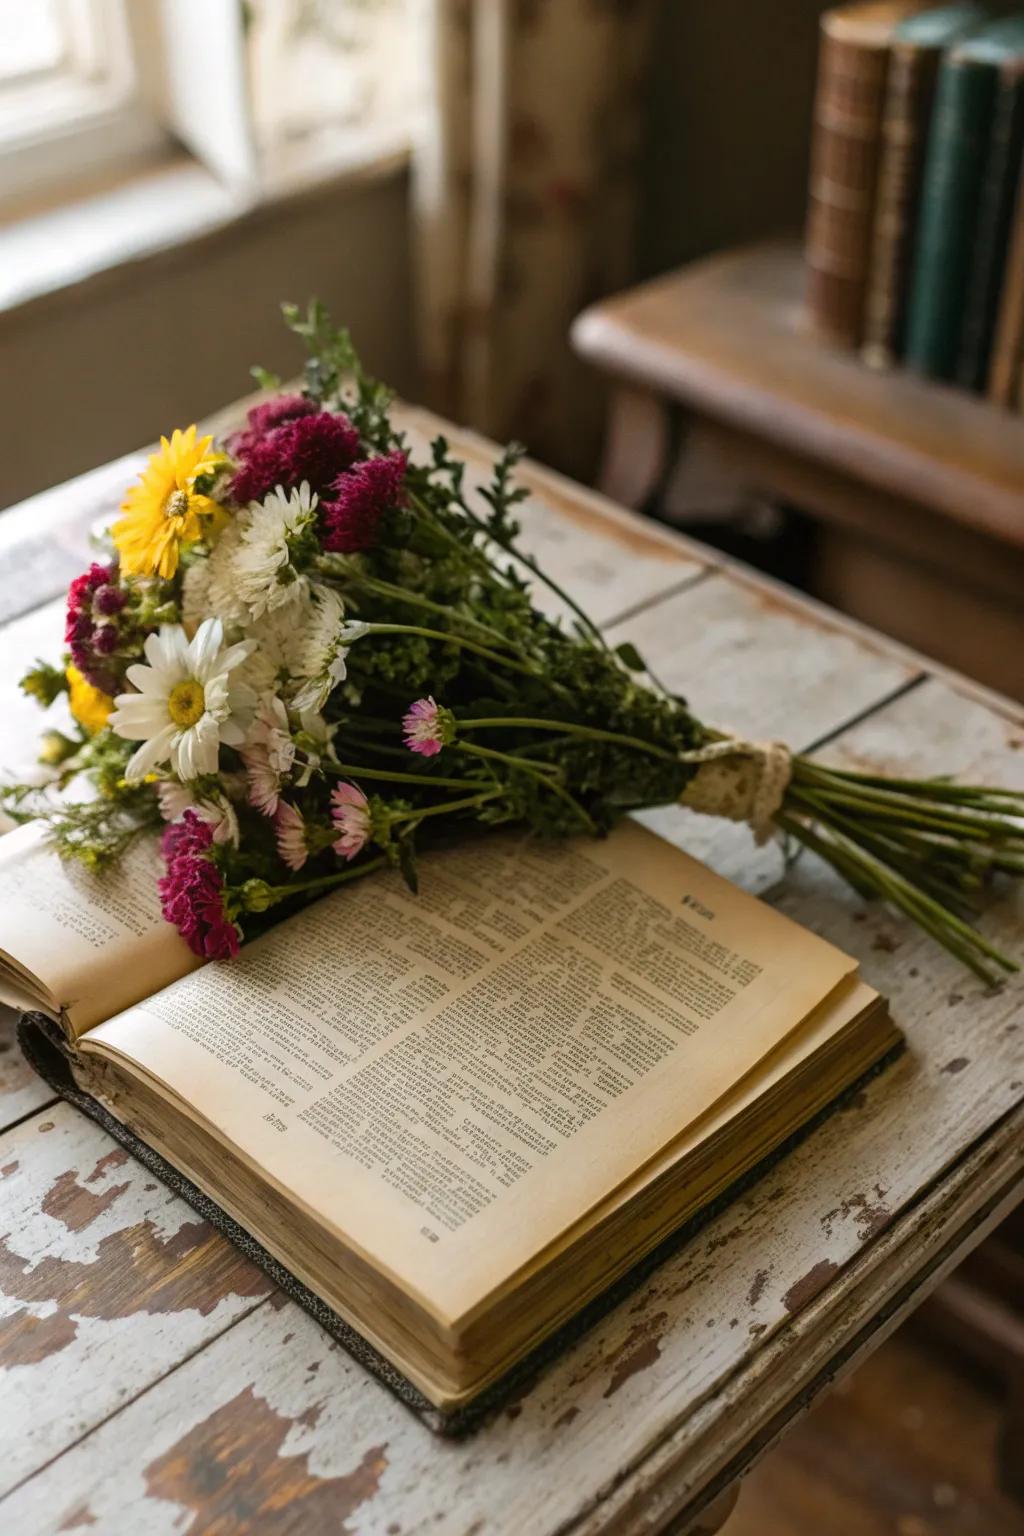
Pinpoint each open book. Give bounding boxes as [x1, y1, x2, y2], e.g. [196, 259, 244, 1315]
[4, 817, 898, 1427]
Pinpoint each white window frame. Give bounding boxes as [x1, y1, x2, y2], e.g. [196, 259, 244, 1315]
[0, 0, 412, 226]
[0, 0, 171, 211]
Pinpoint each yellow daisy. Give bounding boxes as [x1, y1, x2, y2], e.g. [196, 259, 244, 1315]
[112, 426, 227, 580]
[67, 665, 113, 735]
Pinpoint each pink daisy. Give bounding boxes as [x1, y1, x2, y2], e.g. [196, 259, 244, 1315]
[241, 695, 296, 817]
[245, 756, 282, 817]
[274, 800, 309, 871]
[330, 781, 371, 860]
[402, 696, 447, 757]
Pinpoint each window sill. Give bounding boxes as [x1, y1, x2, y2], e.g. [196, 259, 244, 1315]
[0, 131, 410, 320]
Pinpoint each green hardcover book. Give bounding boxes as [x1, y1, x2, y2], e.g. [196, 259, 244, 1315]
[862, 4, 988, 370]
[905, 16, 1024, 377]
[955, 20, 1024, 386]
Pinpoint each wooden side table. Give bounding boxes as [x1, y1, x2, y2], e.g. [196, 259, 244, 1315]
[572, 241, 1024, 701]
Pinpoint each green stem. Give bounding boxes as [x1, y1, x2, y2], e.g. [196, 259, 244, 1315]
[780, 811, 1015, 982]
[328, 761, 485, 790]
[360, 623, 544, 682]
[388, 788, 505, 825]
[339, 739, 422, 761]
[791, 789, 979, 909]
[457, 742, 597, 832]
[458, 740, 562, 776]
[407, 489, 515, 586]
[779, 814, 992, 981]
[456, 715, 680, 763]
[261, 855, 388, 901]
[796, 763, 1024, 827]
[316, 559, 518, 652]
[447, 493, 609, 649]
[796, 784, 1012, 839]
[799, 763, 1024, 808]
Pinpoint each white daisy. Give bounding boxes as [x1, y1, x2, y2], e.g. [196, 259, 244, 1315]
[237, 605, 307, 699]
[110, 618, 256, 783]
[234, 482, 317, 620]
[182, 520, 248, 633]
[290, 584, 368, 713]
[156, 780, 240, 846]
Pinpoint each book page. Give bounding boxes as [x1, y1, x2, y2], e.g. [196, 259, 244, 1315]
[86, 820, 855, 1323]
[0, 822, 199, 1034]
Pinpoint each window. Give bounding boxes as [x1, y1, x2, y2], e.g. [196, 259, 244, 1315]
[0, 0, 168, 210]
[247, 0, 418, 178]
[0, 0, 416, 215]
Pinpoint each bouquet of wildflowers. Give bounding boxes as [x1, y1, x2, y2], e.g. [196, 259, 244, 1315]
[7, 304, 1024, 983]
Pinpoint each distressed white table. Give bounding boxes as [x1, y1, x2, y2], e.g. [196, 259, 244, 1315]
[0, 401, 1021, 1536]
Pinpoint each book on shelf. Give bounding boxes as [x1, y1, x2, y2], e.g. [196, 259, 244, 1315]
[987, 159, 1024, 401]
[904, 16, 1024, 379]
[861, 3, 987, 369]
[806, 1, 926, 347]
[955, 20, 1024, 386]
[3, 817, 898, 1429]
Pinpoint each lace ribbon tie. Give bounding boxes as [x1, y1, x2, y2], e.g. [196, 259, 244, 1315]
[678, 736, 792, 845]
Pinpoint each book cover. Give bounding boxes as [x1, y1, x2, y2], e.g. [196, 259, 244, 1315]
[806, 2, 927, 346]
[905, 17, 1024, 377]
[987, 161, 1024, 400]
[861, 4, 987, 369]
[956, 30, 1024, 387]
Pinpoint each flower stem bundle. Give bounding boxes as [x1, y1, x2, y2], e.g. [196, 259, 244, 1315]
[5, 301, 1022, 982]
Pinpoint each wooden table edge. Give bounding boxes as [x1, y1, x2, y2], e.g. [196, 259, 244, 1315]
[571, 1106, 1024, 1535]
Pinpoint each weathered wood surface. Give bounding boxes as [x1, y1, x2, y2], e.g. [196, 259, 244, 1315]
[0, 404, 1021, 1535]
[0, 600, 68, 1127]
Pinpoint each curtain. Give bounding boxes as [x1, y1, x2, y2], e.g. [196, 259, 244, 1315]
[155, 0, 656, 476]
[412, 0, 657, 475]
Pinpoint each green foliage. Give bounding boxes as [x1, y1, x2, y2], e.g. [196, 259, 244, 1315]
[282, 298, 397, 452]
[21, 660, 67, 708]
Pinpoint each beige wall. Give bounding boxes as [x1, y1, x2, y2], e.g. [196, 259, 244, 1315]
[1, 7, 834, 511]
[0, 169, 416, 510]
[639, 0, 829, 277]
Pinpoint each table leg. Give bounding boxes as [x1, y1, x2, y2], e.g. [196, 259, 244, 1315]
[673, 1484, 741, 1534]
[597, 385, 670, 509]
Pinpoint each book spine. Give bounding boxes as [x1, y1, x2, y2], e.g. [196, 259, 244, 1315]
[861, 41, 944, 368]
[989, 161, 1024, 403]
[806, 26, 892, 347]
[904, 54, 998, 378]
[955, 63, 1024, 389]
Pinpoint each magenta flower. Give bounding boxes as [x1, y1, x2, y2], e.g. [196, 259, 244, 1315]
[403, 696, 452, 757]
[65, 563, 126, 694]
[158, 811, 240, 960]
[226, 394, 317, 458]
[274, 800, 309, 871]
[321, 450, 407, 553]
[331, 781, 371, 860]
[230, 410, 360, 506]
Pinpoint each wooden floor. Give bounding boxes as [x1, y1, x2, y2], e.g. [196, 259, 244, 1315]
[729, 1326, 1024, 1536]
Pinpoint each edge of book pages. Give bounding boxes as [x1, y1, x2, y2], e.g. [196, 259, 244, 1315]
[17, 1009, 903, 1436]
